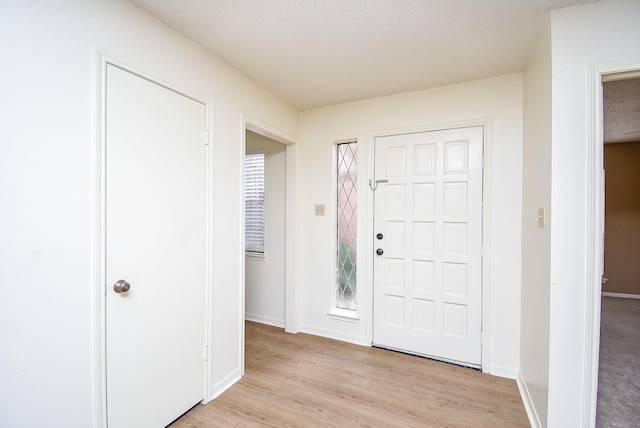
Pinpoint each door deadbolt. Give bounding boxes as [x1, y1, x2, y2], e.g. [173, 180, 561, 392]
[113, 279, 131, 294]
[376, 233, 383, 240]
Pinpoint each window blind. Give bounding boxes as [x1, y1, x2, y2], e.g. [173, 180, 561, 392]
[245, 150, 265, 253]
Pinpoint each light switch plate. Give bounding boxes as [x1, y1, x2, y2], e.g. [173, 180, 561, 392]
[315, 204, 325, 216]
[538, 208, 546, 228]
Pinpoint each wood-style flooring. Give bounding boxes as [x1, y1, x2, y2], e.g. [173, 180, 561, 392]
[170, 321, 529, 427]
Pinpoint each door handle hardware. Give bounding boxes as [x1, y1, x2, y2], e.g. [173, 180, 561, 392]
[376, 248, 384, 256]
[113, 279, 131, 294]
[368, 179, 388, 191]
[376, 233, 383, 240]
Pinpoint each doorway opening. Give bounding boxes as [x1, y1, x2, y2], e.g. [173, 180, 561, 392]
[244, 130, 287, 327]
[596, 74, 640, 426]
[585, 64, 640, 427]
[241, 117, 299, 363]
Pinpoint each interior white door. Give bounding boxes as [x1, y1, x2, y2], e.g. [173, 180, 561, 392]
[372, 126, 483, 367]
[105, 64, 206, 427]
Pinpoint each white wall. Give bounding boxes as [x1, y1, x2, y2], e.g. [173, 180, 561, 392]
[245, 131, 287, 327]
[520, 22, 552, 428]
[0, 1, 298, 426]
[299, 74, 523, 376]
[544, 0, 640, 426]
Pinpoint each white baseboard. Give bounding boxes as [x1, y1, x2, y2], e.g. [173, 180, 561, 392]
[209, 368, 242, 401]
[300, 323, 367, 346]
[489, 364, 518, 379]
[516, 372, 542, 428]
[245, 313, 285, 328]
[602, 291, 640, 300]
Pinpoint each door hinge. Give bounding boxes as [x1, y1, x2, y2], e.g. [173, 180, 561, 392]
[203, 345, 208, 361]
[204, 130, 210, 146]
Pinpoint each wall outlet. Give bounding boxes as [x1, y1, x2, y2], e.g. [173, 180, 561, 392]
[315, 204, 325, 216]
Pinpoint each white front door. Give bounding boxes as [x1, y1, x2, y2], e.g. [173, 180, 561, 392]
[372, 126, 483, 367]
[105, 64, 206, 427]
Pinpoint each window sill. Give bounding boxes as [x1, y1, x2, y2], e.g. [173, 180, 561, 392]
[245, 252, 267, 262]
[327, 308, 360, 323]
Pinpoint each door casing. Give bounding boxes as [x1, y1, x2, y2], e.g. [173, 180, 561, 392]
[240, 116, 300, 371]
[366, 119, 492, 373]
[584, 61, 640, 428]
[91, 52, 215, 427]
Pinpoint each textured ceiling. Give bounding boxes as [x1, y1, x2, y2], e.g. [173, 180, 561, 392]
[129, 0, 599, 110]
[604, 78, 640, 144]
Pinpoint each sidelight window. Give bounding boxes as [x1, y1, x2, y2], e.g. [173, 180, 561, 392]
[336, 142, 357, 310]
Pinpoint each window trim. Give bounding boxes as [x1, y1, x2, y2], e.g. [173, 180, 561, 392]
[245, 252, 267, 262]
[327, 307, 361, 322]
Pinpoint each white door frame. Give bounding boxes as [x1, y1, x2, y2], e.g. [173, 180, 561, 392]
[366, 119, 492, 372]
[241, 116, 299, 348]
[584, 59, 640, 428]
[91, 51, 215, 427]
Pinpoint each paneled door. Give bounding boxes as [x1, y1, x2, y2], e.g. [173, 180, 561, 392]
[105, 64, 206, 427]
[372, 126, 483, 367]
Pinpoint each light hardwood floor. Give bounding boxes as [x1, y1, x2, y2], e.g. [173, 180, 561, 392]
[170, 322, 529, 427]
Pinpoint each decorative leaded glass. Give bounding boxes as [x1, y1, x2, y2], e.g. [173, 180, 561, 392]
[337, 142, 357, 310]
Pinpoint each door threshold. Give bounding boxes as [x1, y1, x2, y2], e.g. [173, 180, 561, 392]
[371, 343, 481, 371]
